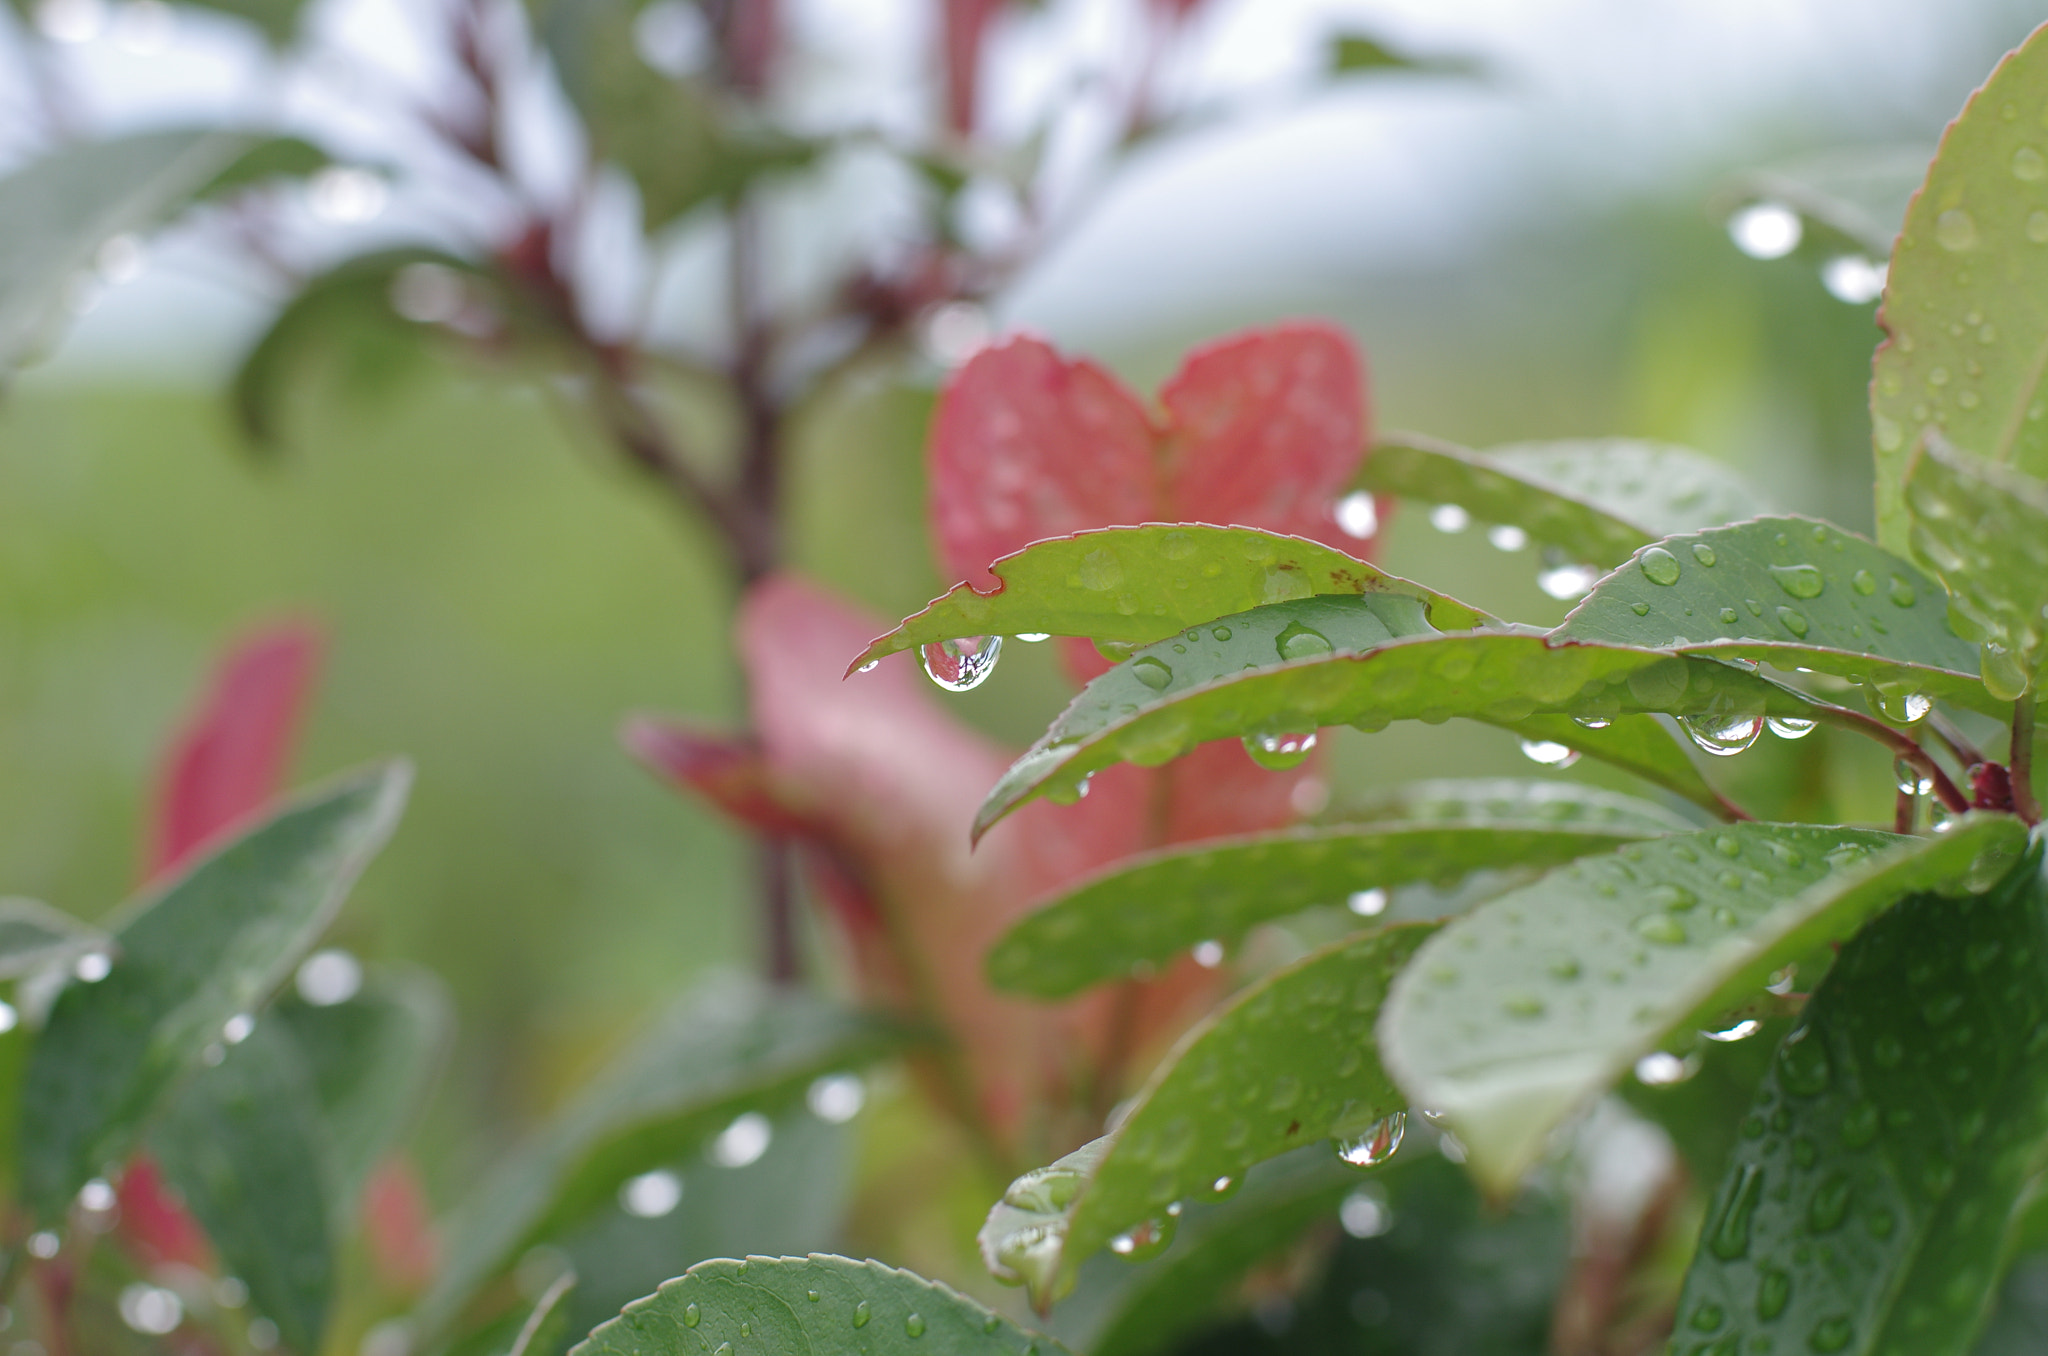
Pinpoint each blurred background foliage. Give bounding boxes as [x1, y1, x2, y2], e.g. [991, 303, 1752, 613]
[2, 0, 2045, 1318]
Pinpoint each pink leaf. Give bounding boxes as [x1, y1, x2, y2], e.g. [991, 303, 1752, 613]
[363, 1155, 439, 1295]
[116, 1156, 214, 1271]
[149, 624, 321, 881]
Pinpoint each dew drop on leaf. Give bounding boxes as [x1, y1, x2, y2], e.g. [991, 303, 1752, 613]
[1634, 914, 1688, 945]
[1274, 623, 1333, 662]
[852, 1301, 871, 1328]
[1766, 716, 1816, 740]
[920, 635, 1002, 691]
[1757, 1266, 1792, 1319]
[683, 1303, 700, 1328]
[1775, 606, 1809, 637]
[1936, 208, 1979, 251]
[1778, 1027, 1831, 1095]
[1680, 713, 1763, 757]
[1709, 1162, 1765, 1260]
[1108, 1213, 1176, 1260]
[1769, 563, 1824, 599]
[1638, 547, 1682, 586]
[905, 1313, 926, 1338]
[1690, 543, 1718, 566]
[1332, 1112, 1406, 1169]
[1629, 602, 1650, 616]
[1131, 656, 1173, 690]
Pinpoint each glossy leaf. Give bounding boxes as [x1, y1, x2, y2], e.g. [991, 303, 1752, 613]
[1903, 432, 2048, 700]
[1377, 816, 2026, 1196]
[149, 1022, 333, 1354]
[0, 129, 324, 374]
[0, 897, 106, 980]
[1671, 839, 2048, 1355]
[18, 761, 411, 1220]
[988, 806, 1680, 999]
[419, 980, 905, 1334]
[850, 524, 1489, 674]
[975, 597, 1814, 836]
[1872, 22, 2048, 549]
[1553, 515, 1994, 714]
[979, 925, 1434, 1308]
[1360, 434, 1766, 568]
[572, 1255, 1065, 1355]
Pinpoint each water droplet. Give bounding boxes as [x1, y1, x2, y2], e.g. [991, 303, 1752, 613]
[2015, 145, 2046, 181]
[853, 1300, 871, 1328]
[1192, 939, 1224, 968]
[1681, 713, 1764, 757]
[1647, 884, 1697, 911]
[1710, 1162, 1765, 1259]
[1873, 687, 1932, 723]
[857, 659, 879, 673]
[1244, 731, 1317, 769]
[1808, 1173, 1853, 1233]
[1573, 715, 1612, 730]
[1629, 602, 1650, 616]
[1210, 625, 1232, 642]
[1016, 632, 1051, 643]
[222, 1012, 254, 1045]
[1775, 607, 1809, 637]
[1275, 623, 1333, 662]
[1690, 543, 1718, 567]
[1809, 1316, 1854, 1352]
[1704, 1019, 1760, 1042]
[1635, 914, 1688, 945]
[906, 1313, 926, 1338]
[1428, 503, 1470, 533]
[1638, 547, 1682, 586]
[1849, 569, 1878, 597]
[1823, 254, 1887, 303]
[620, 1169, 683, 1218]
[2031, 210, 2048, 243]
[684, 1303, 701, 1328]
[1757, 1267, 1792, 1320]
[1691, 1302, 1726, 1333]
[1729, 202, 1801, 258]
[1893, 758, 1934, 796]
[1132, 656, 1173, 690]
[1537, 564, 1597, 599]
[1337, 491, 1379, 538]
[1767, 716, 1816, 740]
[1518, 739, 1579, 768]
[1718, 606, 1740, 624]
[1348, 888, 1388, 917]
[1769, 564, 1824, 599]
[1211, 1174, 1238, 1196]
[74, 950, 111, 983]
[1635, 1051, 1696, 1084]
[1333, 1112, 1406, 1168]
[1339, 1186, 1392, 1237]
[710, 1111, 773, 1167]
[920, 635, 1002, 691]
[1936, 208, 1979, 251]
[1502, 993, 1545, 1018]
[1003, 1165, 1084, 1213]
[1778, 1027, 1831, 1095]
[1487, 524, 1528, 552]
[810, 1291, 823, 1303]
[1108, 1214, 1176, 1260]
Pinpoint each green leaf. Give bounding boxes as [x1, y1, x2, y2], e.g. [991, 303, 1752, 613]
[1871, 23, 2048, 550]
[17, 761, 410, 1221]
[572, 1255, 1065, 1355]
[1498, 711, 1740, 818]
[0, 129, 325, 374]
[1344, 777, 1702, 833]
[1377, 815, 2027, 1197]
[271, 962, 452, 1214]
[848, 525, 1490, 674]
[1360, 434, 1767, 569]
[419, 980, 907, 1336]
[1326, 32, 1481, 78]
[974, 596, 1814, 837]
[979, 925, 1433, 1309]
[988, 794, 1684, 999]
[1725, 144, 1932, 258]
[1903, 432, 2048, 700]
[1671, 838, 2048, 1356]
[0, 897, 106, 979]
[149, 1021, 334, 1354]
[1553, 515, 1995, 716]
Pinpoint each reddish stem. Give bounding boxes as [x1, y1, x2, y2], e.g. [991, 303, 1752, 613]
[2015, 700, 2042, 826]
[1811, 703, 1970, 818]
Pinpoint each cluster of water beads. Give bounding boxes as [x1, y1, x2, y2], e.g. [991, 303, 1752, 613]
[1332, 1111, 1406, 1168]
[918, 634, 1002, 691]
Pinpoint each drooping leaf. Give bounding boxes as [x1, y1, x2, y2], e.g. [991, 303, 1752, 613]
[1871, 22, 2048, 550]
[1359, 434, 1766, 569]
[148, 1021, 334, 1354]
[929, 326, 1369, 595]
[1377, 816, 2026, 1197]
[974, 596, 1814, 836]
[418, 980, 906, 1335]
[979, 925, 1434, 1308]
[1903, 432, 2048, 700]
[271, 962, 452, 1214]
[1671, 839, 2048, 1356]
[988, 810, 1675, 1000]
[572, 1255, 1065, 1355]
[849, 524, 1489, 675]
[0, 129, 325, 374]
[1498, 711, 1741, 818]
[0, 897, 107, 980]
[18, 761, 411, 1220]
[1553, 515, 1994, 715]
[1724, 143, 1932, 258]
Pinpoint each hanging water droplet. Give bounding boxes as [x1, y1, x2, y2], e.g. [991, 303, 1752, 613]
[1893, 759, 1934, 796]
[1572, 715, 1612, 730]
[1045, 772, 1092, 804]
[1108, 1213, 1176, 1260]
[1703, 1019, 1761, 1042]
[920, 635, 1002, 691]
[1537, 564, 1597, 600]
[857, 659, 879, 674]
[1486, 524, 1527, 552]
[1015, 632, 1051, 643]
[1518, 739, 1579, 768]
[1274, 623, 1333, 662]
[1348, 888, 1388, 917]
[1244, 731, 1317, 770]
[1638, 547, 1682, 586]
[1428, 504, 1470, 533]
[1871, 686, 1931, 723]
[1729, 202, 1801, 258]
[1680, 713, 1763, 757]
[1132, 656, 1173, 690]
[1332, 1111, 1406, 1169]
[1769, 564, 1824, 599]
[1210, 1174, 1239, 1197]
[1336, 491, 1379, 539]
[1766, 716, 1816, 740]
[1634, 1051, 1697, 1083]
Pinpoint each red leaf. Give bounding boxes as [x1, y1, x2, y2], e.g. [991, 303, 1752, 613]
[149, 624, 321, 881]
[622, 721, 813, 839]
[116, 1156, 214, 1271]
[363, 1155, 439, 1295]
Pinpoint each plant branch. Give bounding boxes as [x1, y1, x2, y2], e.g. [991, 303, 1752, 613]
[2015, 699, 2042, 826]
[1809, 703, 1970, 817]
[1927, 711, 1987, 769]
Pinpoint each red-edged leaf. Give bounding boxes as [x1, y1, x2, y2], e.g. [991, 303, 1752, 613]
[363, 1155, 439, 1296]
[149, 624, 321, 880]
[116, 1156, 214, 1271]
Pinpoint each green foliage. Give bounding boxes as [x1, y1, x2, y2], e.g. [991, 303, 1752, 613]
[1671, 843, 2048, 1356]
[572, 1255, 1066, 1356]
[980, 926, 1430, 1308]
[0, 897, 107, 978]
[18, 761, 410, 1220]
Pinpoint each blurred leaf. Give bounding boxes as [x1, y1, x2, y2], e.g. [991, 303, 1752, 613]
[1325, 32, 1481, 78]
[1378, 816, 2024, 1196]
[0, 896, 106, 979]
[988, 814, 1671, 1000]
[0, 129, 326, 374]
[149, 1021, 334, 1354]
[1903, 432, 2048, 700]
[272, 962, 452, 1213]
[975, 597, 1815, 836]
[1870, 22, 2048, 551]
[1345, 777, 1701, 833]
[1554, 515, 1993, 714]
[1672, 840, 2048, 1355]
[850, 524, 1489, 675]
[1974, 1254, 2048, 1354]
[419, 980, 907, 1336]
[18, 761, 411, 1220]
[572, 1255, 1065, 1355]
[979, 925, 1432, 1308]
[1622, 1014, 1790, 1189]
[1725, 144, 1932, 258]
